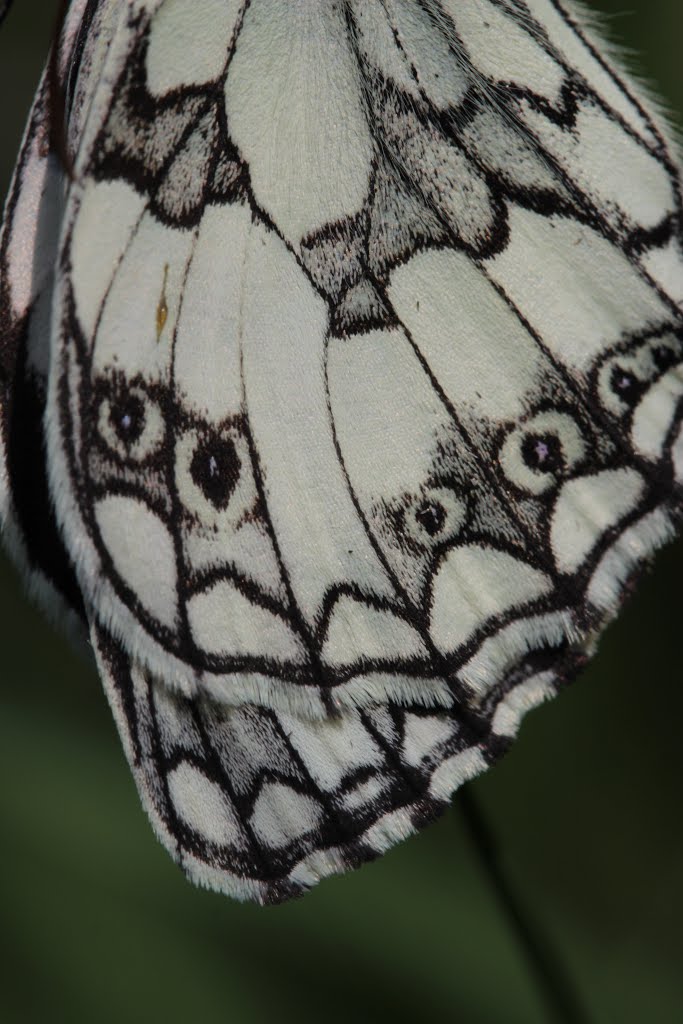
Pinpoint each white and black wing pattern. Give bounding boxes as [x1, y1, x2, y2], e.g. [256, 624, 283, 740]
[1, 0, 682, 901]
[92, 618, 549, 902]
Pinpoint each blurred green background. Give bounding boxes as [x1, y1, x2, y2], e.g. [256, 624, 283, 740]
[0, 2, 682, 1022]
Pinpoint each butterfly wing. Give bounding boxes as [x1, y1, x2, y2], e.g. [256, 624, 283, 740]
[2, 0, 682, 899]
[92, 617, 556, 903]
[0, 1, 97, 634]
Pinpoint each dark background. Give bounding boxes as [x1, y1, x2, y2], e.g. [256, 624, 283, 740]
[0, 2, 681, 1021]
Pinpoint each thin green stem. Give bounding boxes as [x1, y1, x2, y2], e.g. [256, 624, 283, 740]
[457, 789, 591, 1024]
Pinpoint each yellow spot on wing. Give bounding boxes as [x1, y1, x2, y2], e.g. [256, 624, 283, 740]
[156, 263, 169, 340]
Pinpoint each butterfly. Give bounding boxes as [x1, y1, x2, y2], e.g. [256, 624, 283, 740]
[0, 0, 681, 905]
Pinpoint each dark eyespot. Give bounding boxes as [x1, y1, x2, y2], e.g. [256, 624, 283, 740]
[190, 436, 241, 509]
[652, 344, 679, 373]
[97, 383, 165, 462]
[415, 501, 446, 537]
[521, 433, 563, 473]
[110, 393, 146, 446]
[610, 367, 646, 407]
[500, 412, 585, 495]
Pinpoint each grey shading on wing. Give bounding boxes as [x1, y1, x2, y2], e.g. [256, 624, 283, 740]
[0, 0, 97, 636]
[0, 0, 682, 901]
